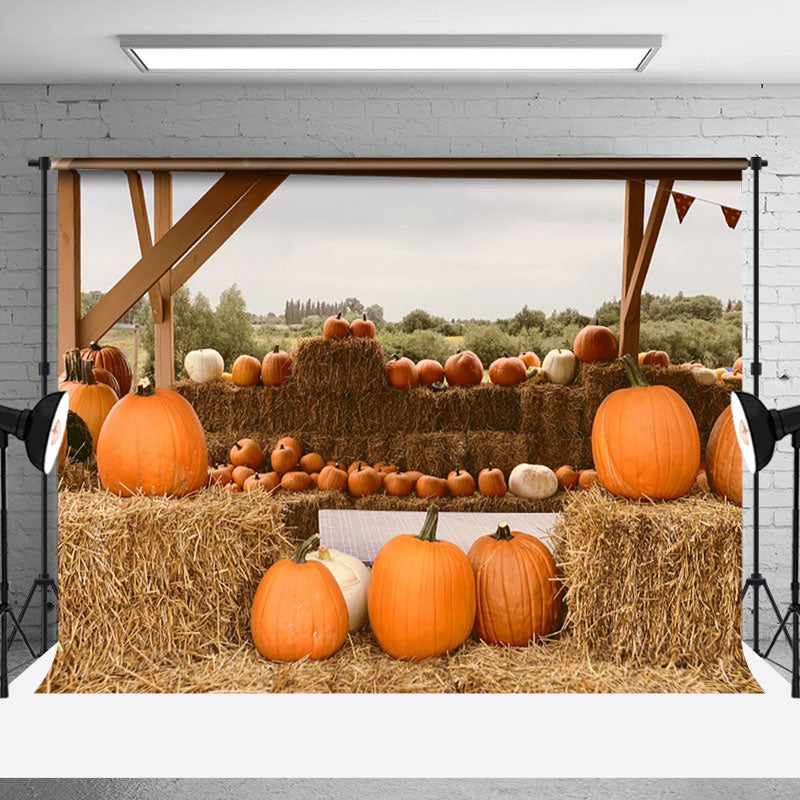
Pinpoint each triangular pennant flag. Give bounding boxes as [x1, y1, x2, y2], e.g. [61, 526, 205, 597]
[721, 205, 742, 229]
[671, 191, 695, 224]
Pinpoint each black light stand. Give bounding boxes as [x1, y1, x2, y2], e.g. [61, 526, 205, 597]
[8, 157, 59, 656]
[740, 154, 790, 655]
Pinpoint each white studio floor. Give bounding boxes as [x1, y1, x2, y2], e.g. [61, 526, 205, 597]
[0, 643, 798, 779]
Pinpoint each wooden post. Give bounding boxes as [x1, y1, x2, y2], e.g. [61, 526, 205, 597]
[619, 179, 674, 359]
[619, 180, 645, 357]
[57, 171, 81, 369]
[152, 172, 173, 387]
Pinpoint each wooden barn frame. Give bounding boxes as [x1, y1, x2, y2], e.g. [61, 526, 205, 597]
[52, 157, 747, 387]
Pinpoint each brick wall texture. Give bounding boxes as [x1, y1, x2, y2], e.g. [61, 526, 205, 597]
[1, 81, 797, 647]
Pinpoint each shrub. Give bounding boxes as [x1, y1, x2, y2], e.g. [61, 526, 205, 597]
[378, 329, 456, 363]
[462, 324, 520, 367]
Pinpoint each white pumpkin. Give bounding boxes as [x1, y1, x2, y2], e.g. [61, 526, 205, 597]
[508, 463, 559, 500]
[690, 366, 717, 386]
[306, 545, 370, 632]
[184, 348, 224, 383]
[542, 349, 577, 386]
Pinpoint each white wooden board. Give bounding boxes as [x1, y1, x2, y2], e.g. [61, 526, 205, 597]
[318, 509, 558, 563]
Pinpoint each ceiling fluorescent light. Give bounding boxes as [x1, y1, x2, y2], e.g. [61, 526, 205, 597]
[120, 35, 661, 74]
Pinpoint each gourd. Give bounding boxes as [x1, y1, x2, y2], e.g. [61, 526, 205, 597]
[323, 312, 351, 340]
[261, 345, 292, 387]
[347, 463, 382, 497]
[447, 468, 475, 497]
[184, 349, 224, 383]
[573, 325, 618, 363]
[221, 372, 233, 382]
[59, 349, 118, 452]
[519, 352, 541, 369]
[230, 438, 263, 469]
[281, 471, 312, 492]
[478, 467, 506, 497]
[317, 465, 348, 491]
[250, 534, 348, 661]
[387, 354, 418, 388]
[591, 354, 700, 500]
[444, 350, 484, 386]
[416, 359, 445, 387]
[350, 313, 376, 339]
[231, 355, 261, 387]
[368, 505, 476, 660]
[555, 465, 579, 490]
[705, 406, 742, 506]
[488, 355, 527, 387]
[508, 463, 559, 500]
[271, 443, 299, 474]
[96, 379, 208, 497]
[306, 544, 371, 632]
[542, 349, 576, 385]
[80, 340, 133, 396]
[415, 475, 448, 499]
[468, 524, 563, 646]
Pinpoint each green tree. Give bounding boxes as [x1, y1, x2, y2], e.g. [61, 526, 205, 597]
[462, 324, 520, 367]
[400, 308, 436, 333]
[365, 304, 385, 326]
[213, 284, 255, 366]
[508, 305, 547, 335]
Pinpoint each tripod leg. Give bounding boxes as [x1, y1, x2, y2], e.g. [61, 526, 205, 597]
[7, 581, 36, 649]
[52, 582, 58, 599]
[763, 583, 794, 648]
[764, 607, 792, 660]
[7, 609, 36, 659]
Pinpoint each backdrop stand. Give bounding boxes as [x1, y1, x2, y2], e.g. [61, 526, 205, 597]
[741, 155, 790, 656]
[8, 157, 58, 657]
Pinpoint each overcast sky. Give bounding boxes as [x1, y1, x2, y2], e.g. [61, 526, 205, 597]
[79, 173, 742, 322]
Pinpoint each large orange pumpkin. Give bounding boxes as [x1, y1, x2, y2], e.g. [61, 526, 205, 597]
[368, 505, 476, 660]
[591, 355, 700, 500]
[386, 354, 418, 388]
[573, 325, 618, 363]
[250, 534, 349, 661]
[416, 359, 445, 386]
[261, 345, 292, 386]
[80, 340, 133, 395]
[96, 379, 208, 497]
[468, 524, 563, 646]
[444, 350, 484, 386]
[488, 355, 527, 387]
[59, 349, 118, 452]
[706, 405, 742, 506]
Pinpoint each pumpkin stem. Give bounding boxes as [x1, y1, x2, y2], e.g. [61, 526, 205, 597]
[390, 353, 400, 361]
[336, 312, 342, 319]
[89, 341, 102, 351]
[620, 353, 649, 388]
[136, 378, 155, 397]
[417, 504, 440, 542]
[293, 533, 320, 564]
[362, 313, 367, 321]
[317, 545, 333, 561]
[272, 345, 279, 353]
[491, 523, 514, 541]
[79, 358, 96, 385]
[63, 348, 83, 382]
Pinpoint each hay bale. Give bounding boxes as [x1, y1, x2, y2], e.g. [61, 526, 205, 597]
[404, 432, 468, 476]
[436, 385, 521, 432]
[291, 336, 388, 394]
[464, 432, 535, 476]
[58, 457, 101, 492]
[551, 486, 744, 669]
[520, 384, 586, 469]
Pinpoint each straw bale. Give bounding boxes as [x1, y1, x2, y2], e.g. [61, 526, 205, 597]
[464, 432, 535, 476]
[290, 336, 389, 394]
[404, 432, 469, 476]
[58, 456, 101, 492]
[551, 486, 744, 669]
[435, 385, 521, 432]
[520, 383, 587, 469]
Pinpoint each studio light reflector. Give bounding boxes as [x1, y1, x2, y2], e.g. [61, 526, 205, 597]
[0, 392, 69, 474]
[731, 391, 800, 474]
[120, 35, 661, 74]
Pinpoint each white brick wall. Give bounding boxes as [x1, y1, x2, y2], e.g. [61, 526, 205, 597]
[1, 81, 797, 646]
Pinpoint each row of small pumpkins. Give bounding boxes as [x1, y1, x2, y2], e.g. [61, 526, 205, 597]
[250, 505, 563, 662]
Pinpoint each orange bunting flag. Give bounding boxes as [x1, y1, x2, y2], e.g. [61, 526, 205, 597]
[671, 191, 695, 224]
[721, 205, 743, 229]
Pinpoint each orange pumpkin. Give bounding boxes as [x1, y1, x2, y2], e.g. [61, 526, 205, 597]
[281, 471, 312, 492]
[447, 468, 475, 497]
[444, 350, 484, 386]
[348, 460, 370, 475]
[733, 357, 743, 375]
[468, 524, 563, 646]
[706, 406, 742, 506]
[350, 313, 376, 338]
[244, 472, 280, 493]
[261, 345, 292, 387]
[277, 436, 303, 459]
[230, 438, 263, 469]
[695, 468, 710, 492]
[374, 461, 398, 475]
[347, 463, 382, 497]
[578, 469, 599, 490]
[488, 355, 527, 387]
[80, 340, 132, 395]
[387, 354, 418, 388]
[478, 467, 506, 497]
[91, 366, 121, 396]
[326, 459, 348, 472]
[591, 355, 700, 500]
[368, 505, 476, 661]
[59, 349, 118, 452]
[271, 443, 299, 474]
[207, 463, 234, 487]
[232, 466, 255, 488]
[251, 534, 349, 661]
[97, 379, 208, 497]
[322, 312, 350, 340]
[403, 470, 424, 489]
[519, 351, 541, 369]
[416, 359, 445, 387]
[299, 452, 325, 474]
[416, 475, 448, 499]
[384, 472, 413, 497]
[555, 465, 579, 490]
[232, 355, 261, 387]
[318, 465, 348, 491]
[640, 350, 670, 368]
[224, 482, 241, 493]
[573, 325, 618, 363]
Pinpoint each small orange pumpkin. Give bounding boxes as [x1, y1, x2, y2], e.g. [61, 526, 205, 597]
[318, 465, 348, 491]
[488, 354, 527, 387]
[323, 312, 350, 340]
[374, 461, 398, 475]
[232, 466, 255, 488]
[299, 452, 325, 474]
[578, 469, 599, 490]
[230, 438, 263, 469]
[224, 482, 241, 493]
[387, 354, 419, 388]
[281, 471, 312, 492]
[244, 472, 280, 493]
[326, 459, 348, 472]
[350, 313, 376, 338]
[555, 465, 579, 490]
[640, 350, 670, 368]
[573, 325, 618, 363]
[478, 467, 507, 497]
[232, 355, 261, 387]
[261, 345, 292, 387]
[416, 359, 445, 387]
[80, 340, 132, 396]
[348, 460, 370, 475]
[347, 463, 382, 497]
[444, 350, 484, 386]
[277, 436, 303, 459]
[519, 352, 541, 369]
[271, 443, 299, 475]
[384, 472, 413, 497]
[207, 463, 234, 487]
[447, 468, 475, 497]
[416, 475, 448, 499]
[705, 406, 742, 506]
[732, 357, 743, 375]
[251, 534, 348, 661]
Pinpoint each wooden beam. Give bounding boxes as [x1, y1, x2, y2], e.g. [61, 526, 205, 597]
[170, 174, 286, 294]
[77, 171, 260, 349]
[619, 180, 645, 357]
[153, 172, 174, 388]
[619, 179, 674, 359]
[57, 171, 81, 369]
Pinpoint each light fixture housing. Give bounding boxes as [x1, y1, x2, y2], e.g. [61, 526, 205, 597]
[731, 391, 800, 474]
[120, 35, 661, 75]
[0, 393, 69, 474]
